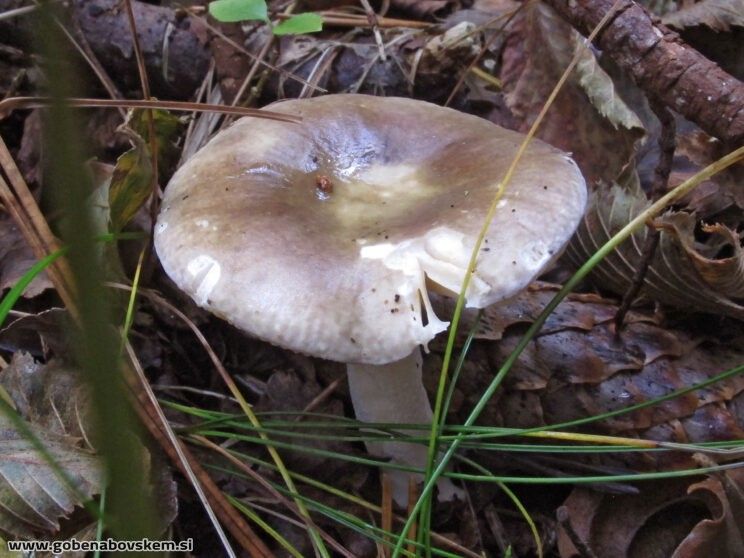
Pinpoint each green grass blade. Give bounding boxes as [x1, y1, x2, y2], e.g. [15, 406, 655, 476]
[229, 497, 304, 558]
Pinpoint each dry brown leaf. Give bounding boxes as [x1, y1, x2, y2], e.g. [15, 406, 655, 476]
[0, 211, 52, 298]
[674, 129, 744, 214]
[254, 367, 363, 485]
[664, 218, 744, 299]
[390, 0, 456, 18]
[0, 309, 69, 358]
[566, 184, 744, 320]
[500, 2, 644, 184]
[663, 0, 744, 32]
[259, 22, 485, 103]
[0, 424, 101, 539]
[0, 352, 176, 539]
[0, 357, 102, 540]
[557, 469, 744, 558]
[0, 353, 93, 442]
[674, 468, 744, 556]
[438, 283, 744, 464]
[558, 479, 704, 557]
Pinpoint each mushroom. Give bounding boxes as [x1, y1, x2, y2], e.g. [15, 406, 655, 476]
[154, 94, 586, 504]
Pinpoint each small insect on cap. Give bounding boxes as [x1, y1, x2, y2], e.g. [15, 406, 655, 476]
[154, 95, 587, 365]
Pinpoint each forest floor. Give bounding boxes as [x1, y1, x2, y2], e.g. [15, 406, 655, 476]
[0, 0, 743, 556]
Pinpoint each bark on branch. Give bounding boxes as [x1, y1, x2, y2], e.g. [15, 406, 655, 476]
[542, 0, 744, 146]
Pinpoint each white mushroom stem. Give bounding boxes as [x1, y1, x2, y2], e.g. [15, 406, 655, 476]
[347, 348, 463, 506]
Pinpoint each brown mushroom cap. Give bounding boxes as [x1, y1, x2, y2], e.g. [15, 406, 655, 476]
[155, 95, 586, 365]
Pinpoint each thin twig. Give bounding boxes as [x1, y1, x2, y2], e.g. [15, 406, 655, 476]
[109, 283, 328, 556]
[614, 98, 676, 332]
[358, 0, 386, 60]
[483, 504, 510, 555]
[300, 374, 346, 416]
[405, 479, 418, 557]
[194, 436, 354, 557]
[556, 506, 597, 558]
[124, 343, 241, 558]
[121, 0, 161, 261]
[0, 96, 301, 123]
[381, 473, 393, 558]
[0, 139, 77, 314]
[299, 47, 340, 99]
[613, 226, 660, 334]
[444, 6, 522, 107]
[219, 31, 276, 130]
[0, 4, 37, 21]
[187, 10, 327, 93]
[277, 11, 430, 29]
[231, 33, 274, 108]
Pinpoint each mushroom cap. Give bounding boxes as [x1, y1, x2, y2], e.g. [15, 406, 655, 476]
[155, 95, 586, 365]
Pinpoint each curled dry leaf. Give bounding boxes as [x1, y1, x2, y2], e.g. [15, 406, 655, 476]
[660, 0, 744, 82]
[438, 283, 744, 468]
[674, 468, 744, 556]
[566, 184, 744, 320]
[673, 128, 744, 214]
[557, 469, 744, 558]
[500, 2, 644, 184]
[664, 218, 744, 299]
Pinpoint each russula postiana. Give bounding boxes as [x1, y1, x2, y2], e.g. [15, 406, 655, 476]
[155, 94, 587, 503]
